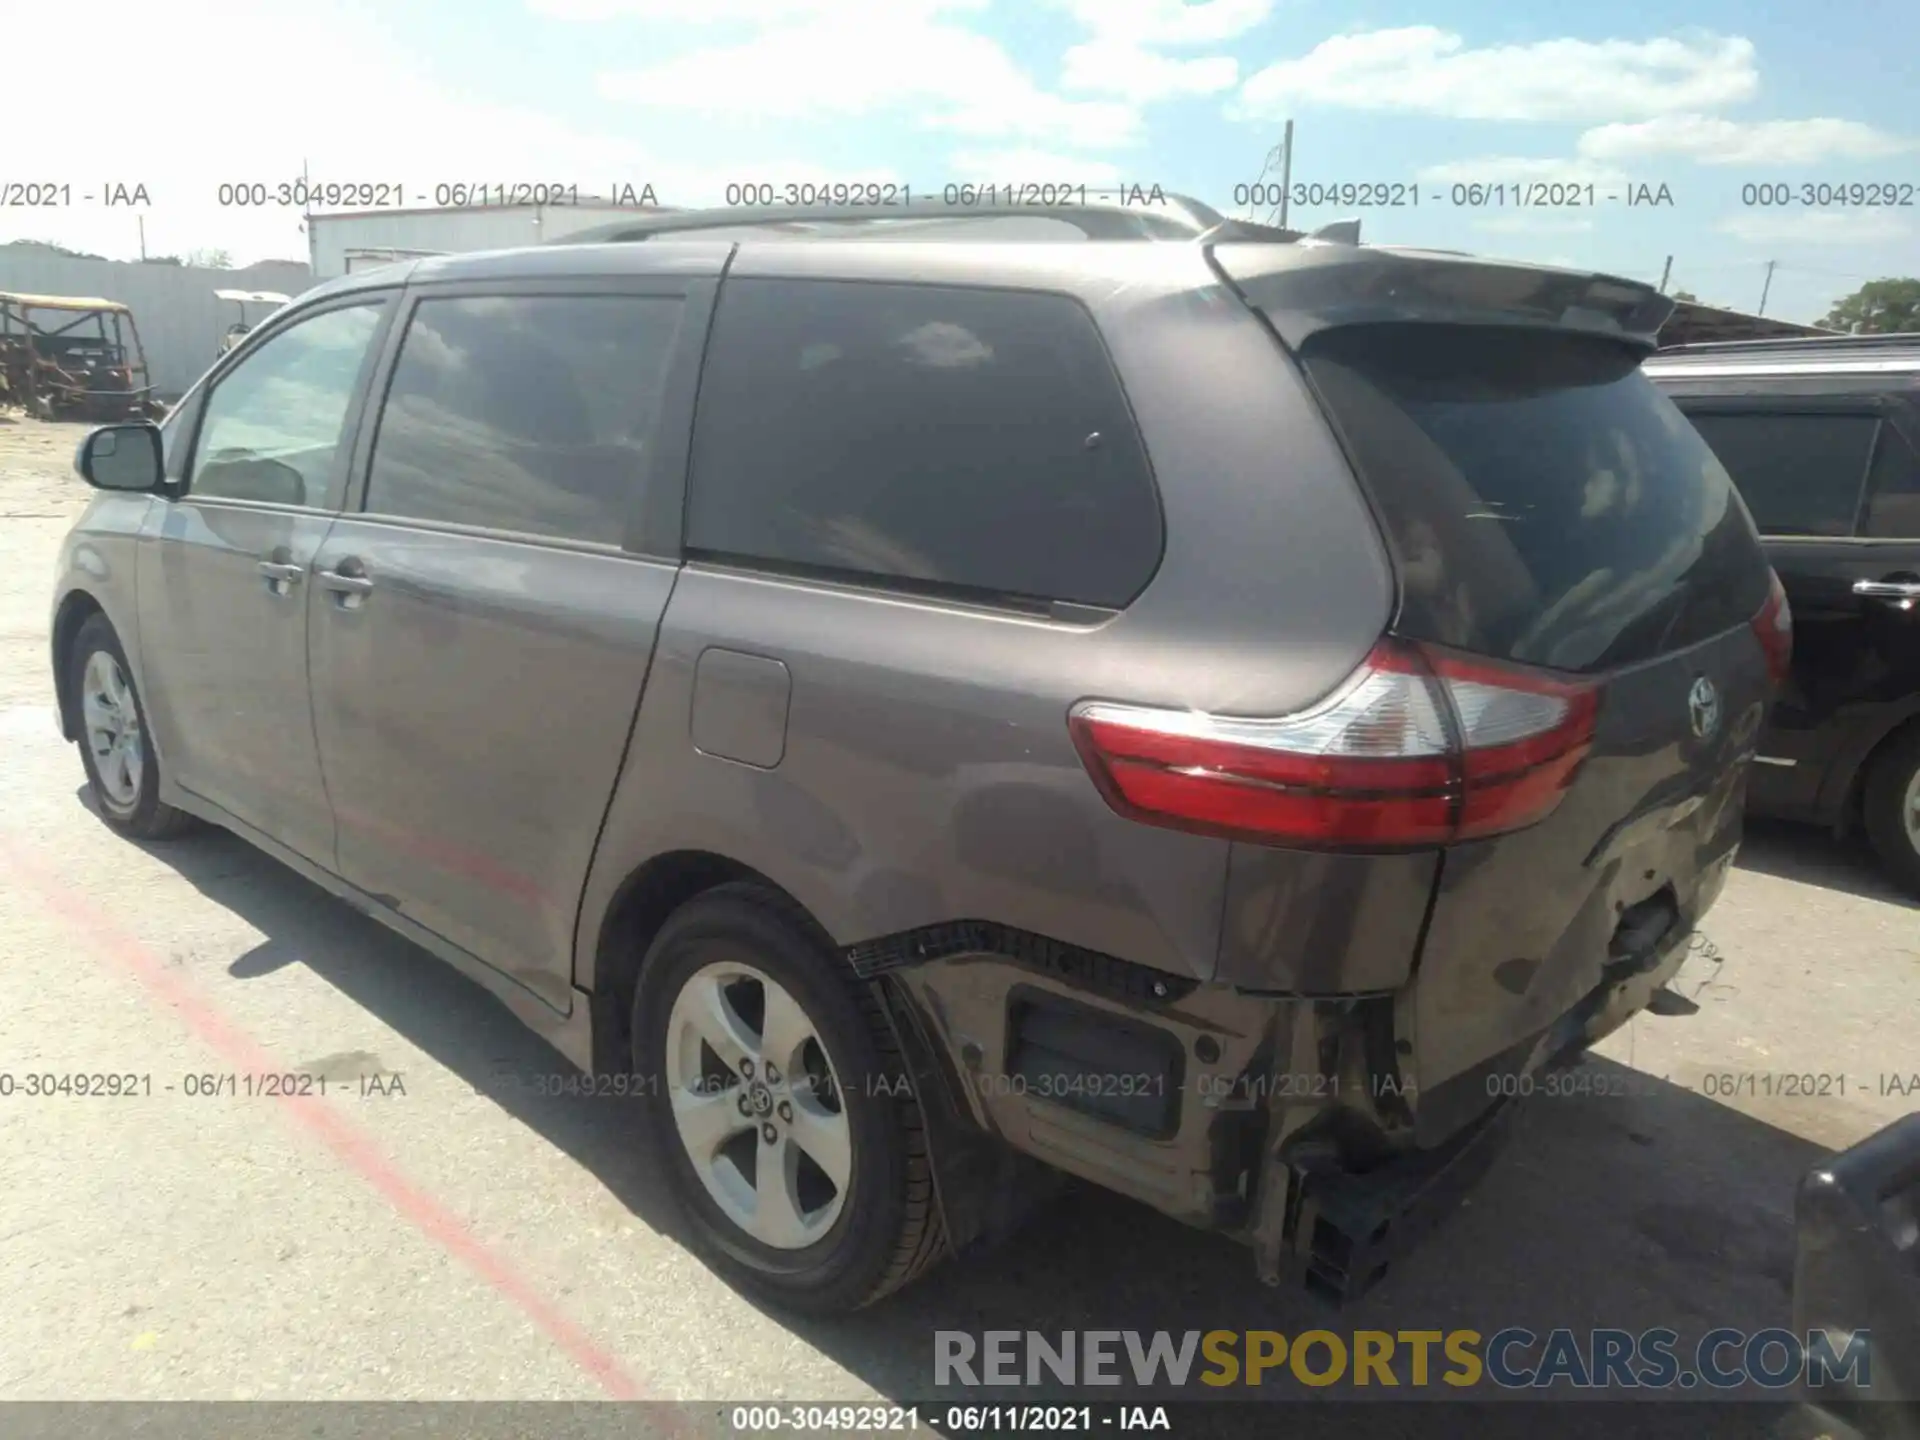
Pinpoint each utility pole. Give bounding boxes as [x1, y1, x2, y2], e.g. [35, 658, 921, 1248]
[1277, 119, 1295, 230]
[1658, 255, 1673, 293]
[1758, 259, 1777, 316]
[137, 215, 147, 261]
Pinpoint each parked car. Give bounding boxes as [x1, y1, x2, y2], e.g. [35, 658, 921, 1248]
[1647, 335, 1920, 895]
[51, 202, 1785, 1313]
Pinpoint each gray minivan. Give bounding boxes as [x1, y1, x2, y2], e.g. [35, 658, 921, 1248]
[50, 201, 1785, 1312]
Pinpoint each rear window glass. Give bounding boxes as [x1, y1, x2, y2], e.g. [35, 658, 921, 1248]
[1682, 411, 1876, 537]
[1302, 324, 1770, 673]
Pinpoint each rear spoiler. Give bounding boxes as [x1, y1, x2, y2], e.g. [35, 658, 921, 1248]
[1208, 243, 1674, 352]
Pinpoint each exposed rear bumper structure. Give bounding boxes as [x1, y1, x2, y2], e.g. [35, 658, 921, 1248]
[873, 908, 1703, 1302]
[1258, 1096, 1520, 1300]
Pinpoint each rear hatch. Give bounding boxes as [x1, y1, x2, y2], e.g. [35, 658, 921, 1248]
[1214, 246, 1782, 1142]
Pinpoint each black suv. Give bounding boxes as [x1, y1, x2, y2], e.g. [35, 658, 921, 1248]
[1647, 335, 1920, 895]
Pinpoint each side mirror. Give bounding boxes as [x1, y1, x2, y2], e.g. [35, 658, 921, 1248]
[75, 424, 164, 493]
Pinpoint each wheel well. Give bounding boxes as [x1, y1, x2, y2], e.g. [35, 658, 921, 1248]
[51, 592, 106, 741]
[588, 850, 813, 1069]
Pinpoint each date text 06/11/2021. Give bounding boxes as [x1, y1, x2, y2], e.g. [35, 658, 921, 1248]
[0, 1072, 405, 1098]
[725, 1405, 1177, 1434]
[1228, 180, 1678, 209]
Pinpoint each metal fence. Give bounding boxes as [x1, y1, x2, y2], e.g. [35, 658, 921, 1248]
[0, 250, 314, 400]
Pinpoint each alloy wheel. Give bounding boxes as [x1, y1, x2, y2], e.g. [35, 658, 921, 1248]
[664, 960, 852, 1250]
[81, 649, 144, 810]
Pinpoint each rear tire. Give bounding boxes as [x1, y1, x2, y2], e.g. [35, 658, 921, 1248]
[67, 613, 194, 841]
[1862, 726, 1920, 899]
[632, 883, 945, 1313]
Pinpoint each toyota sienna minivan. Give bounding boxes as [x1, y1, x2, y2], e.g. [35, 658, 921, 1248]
[51, 198, 1787, 1312]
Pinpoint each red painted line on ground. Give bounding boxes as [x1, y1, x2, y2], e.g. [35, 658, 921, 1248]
[1, 833, 648, 1402]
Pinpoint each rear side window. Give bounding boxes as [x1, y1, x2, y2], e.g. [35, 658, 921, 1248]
[1302, 325, 1770, 674]
[686, 278, 1162, 609]
[1683, 411, 1877, 537]
[365, 294, 683, 545]
[1862, 424, 1920, 539]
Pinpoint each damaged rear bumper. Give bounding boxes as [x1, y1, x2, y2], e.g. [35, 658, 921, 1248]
[871, 910, 1700, 1303]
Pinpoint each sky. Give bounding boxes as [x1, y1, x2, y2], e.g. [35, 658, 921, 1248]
[3, 0, 1914, 325]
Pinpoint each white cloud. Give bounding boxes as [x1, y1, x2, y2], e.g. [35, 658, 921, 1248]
[581, 0, 1262, 145]
[1579, 115, 1916, 166]
[1717, 211, 1914, 245]
[1055, 0, 1266, 100]
[1237, 27, 1758, 122]
[0, 0, 920, 262]
[1047, 0, 1275, 46]
[527, 0, 986, 18]
[1062, 41, 1238, 99]
[1417, 157, 1632, 190]
[945, 151, 1127, 186]
[596, 11, 1140, 148]
[0, 0, 689, 263]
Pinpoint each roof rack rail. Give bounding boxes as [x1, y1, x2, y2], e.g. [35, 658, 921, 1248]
[552, 191, 1271, 245]
[1655, 331, 1913, 355]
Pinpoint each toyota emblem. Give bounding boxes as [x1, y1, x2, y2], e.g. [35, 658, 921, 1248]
[1687, 675, 1721, 740]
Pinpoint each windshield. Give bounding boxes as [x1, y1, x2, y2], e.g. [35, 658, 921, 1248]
[1301, 323, 1771, 673]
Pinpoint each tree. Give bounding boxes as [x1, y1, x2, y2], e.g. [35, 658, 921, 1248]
[1821, 278, 1920, 334]
[1671, 288, 1700, 302]
[185, 247, 234, 269]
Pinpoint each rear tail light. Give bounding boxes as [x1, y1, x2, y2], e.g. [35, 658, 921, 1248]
[1752, 569, 1792, 688]
[1069, 639, 1599, 850]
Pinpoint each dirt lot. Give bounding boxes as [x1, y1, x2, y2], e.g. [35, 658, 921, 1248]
[0, 414, 1915, 1424]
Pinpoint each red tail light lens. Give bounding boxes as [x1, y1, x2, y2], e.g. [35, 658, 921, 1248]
[1069, 640, 1599, 850]
[1751, 570, 1792, 688]
[1429, 651, 1601, 841]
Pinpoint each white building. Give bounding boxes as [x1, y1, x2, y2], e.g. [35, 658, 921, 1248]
[306, 202, 673, 280]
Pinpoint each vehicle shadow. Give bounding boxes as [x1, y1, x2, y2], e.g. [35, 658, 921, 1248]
[1734, 816, 1919, 908]
[122, 805, 1842, 1439]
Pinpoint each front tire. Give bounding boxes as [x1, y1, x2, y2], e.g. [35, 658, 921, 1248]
[1862, 726, 1920, 899]
[68, 613, 193, 840]
[632, 883, 945, 1313]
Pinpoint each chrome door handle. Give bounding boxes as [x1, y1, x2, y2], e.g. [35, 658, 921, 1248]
[1853, 579, 1920, 599]
[317, 569, 373, 594]
[257, 561, 304, 582]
